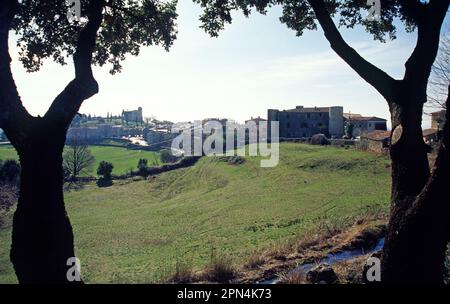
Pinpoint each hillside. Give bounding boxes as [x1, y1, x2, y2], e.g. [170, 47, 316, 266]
[0, 145, 161, 176]
[0, 143, 391, 283]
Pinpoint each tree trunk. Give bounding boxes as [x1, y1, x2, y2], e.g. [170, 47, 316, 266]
[10, 125, 77, 283]
[381, 86, 450, 283]
[388, 86, 431, 211]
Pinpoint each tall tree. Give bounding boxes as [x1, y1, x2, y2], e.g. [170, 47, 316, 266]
[194, 0, 449, 282]
[0, 0, 177, 283]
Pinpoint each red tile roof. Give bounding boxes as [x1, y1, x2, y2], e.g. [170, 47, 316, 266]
[423, 128, 438, 137]
[431, 110, 446, 115]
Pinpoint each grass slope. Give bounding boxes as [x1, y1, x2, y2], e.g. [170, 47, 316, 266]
[0, 145, 161, 176]
[0, 143, 391, 283]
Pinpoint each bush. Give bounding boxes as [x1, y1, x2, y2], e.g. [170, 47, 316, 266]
[244, 253, 265, 269]
[97, 161, 113, 180]
[0, 159, 21, 185]
[355, 139, 369, 151]
[137, 158, 148, 177]
[205, 255, 235, 283]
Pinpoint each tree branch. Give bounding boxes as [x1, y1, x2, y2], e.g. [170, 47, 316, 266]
[307, 0, 398, 103]
[397, 0, 426, 24]
[44, 1, 105, 129]
[0, 0, 33, 147]
[403, 0, 449, 86]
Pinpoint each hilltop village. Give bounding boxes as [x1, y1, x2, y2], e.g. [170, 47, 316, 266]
[1, 105, 445, 155]
[50, 105, 444, 153]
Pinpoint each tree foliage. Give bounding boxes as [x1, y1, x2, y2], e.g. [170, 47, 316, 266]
[193, 0, 420, 41]
[0, 159, 21, 185]
[11, 0, 178, 74]
[137, 158, 148, 176]
[97, 160, 113, 180]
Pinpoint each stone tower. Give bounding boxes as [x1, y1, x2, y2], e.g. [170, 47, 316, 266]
[138, 107, 143, 122]
[328, 106, 344, 138]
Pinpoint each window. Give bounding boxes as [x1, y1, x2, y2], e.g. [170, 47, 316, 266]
[301, 122, 308, 128]
[307, 113, 311, 118]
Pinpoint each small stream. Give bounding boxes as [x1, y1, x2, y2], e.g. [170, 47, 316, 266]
[259, 238, 385, 284]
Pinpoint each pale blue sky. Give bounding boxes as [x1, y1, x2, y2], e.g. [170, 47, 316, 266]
[10, 1, 446, 128]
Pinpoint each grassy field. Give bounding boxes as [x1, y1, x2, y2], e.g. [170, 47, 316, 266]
[0, 143, 391, 283]
[0, 145, 161, 176]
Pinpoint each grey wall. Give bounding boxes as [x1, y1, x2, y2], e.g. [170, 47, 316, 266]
[328, 106, 344, 138]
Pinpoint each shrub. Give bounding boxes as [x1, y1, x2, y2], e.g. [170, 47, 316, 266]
[355, 139, 369, 151]
[205, 255, 235, 283]
[137, 158, 148, 177]
[97, 161, 113, 180]
[244, 253, 265, 269]
[0, 159, 21, 185]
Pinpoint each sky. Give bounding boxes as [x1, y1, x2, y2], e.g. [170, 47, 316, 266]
[9, 1, 448, 128]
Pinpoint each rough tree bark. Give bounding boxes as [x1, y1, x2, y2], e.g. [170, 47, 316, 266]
[308, 0, 449, 283]
[0, 0, 104, 283]
[382, 85, 450, 283]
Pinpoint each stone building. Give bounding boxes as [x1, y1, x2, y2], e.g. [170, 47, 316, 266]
[245, 116, 269, 143]
[267, 106, 344, 138]
[423, 128, 439, 144]
[343, 113, 387, 138]
[423, 109, 446, 143]
[431, 110, 446, 130]
[145, 129, 176, 145]
[66, 124, 142, 143]
[122, 107, 143, 123]
[245, 116, 267, 126]
[360, 130, 390, 154]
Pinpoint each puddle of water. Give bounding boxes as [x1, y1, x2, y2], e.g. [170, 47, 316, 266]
[259, 238, 385, 284]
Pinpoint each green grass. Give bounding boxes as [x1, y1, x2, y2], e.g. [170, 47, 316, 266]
[0, 145, 19, 161]
[0, 145, 161, 176]
[0, 143, 391, 283]
[87, 146, 161, 176]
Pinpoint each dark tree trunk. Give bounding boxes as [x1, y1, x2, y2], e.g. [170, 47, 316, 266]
[0, 1, 102, 283]
[388, 87, 431, 211]
[382, 86, 450, 283]
[10, 123, 77, 283]
[307, 0, 450, 283]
